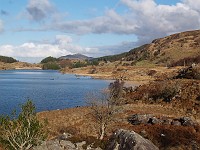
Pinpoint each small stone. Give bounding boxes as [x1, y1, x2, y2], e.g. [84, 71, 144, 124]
[171, 120, 181, 126]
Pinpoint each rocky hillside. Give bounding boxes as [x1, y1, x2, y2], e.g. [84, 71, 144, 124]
[97, 30, 200, 66]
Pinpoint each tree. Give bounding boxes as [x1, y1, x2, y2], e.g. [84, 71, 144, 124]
[87, 80, 124, 140]
[0, 100, 47, 150]
[109, 79, 125, 105]
[0, 56, 17, 63]
[40, 56, 58, 64]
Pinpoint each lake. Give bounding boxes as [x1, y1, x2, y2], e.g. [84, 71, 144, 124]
[0, 70, 111, 115]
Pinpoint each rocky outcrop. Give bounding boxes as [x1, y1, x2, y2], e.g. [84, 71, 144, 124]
[106, 129, 159, 150]
[33, 133, 102, 150]
[174, 65, 200, 80]
[128, 114, 197, 127]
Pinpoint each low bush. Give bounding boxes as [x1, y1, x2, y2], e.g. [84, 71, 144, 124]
[147, 70, 157, 76]
[145, 125, 200, 149]
[42, 62, 61, 70]
[0, 100, 47, 150]
[130, 80, 179, 103]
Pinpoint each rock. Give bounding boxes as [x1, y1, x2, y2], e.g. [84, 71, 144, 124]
[140, 130, 148, 138]
[106, 129, 159, 150]
[33, 133, 102, 150]
[180, 117, 195, 126]
[171, 120, 181, 126]
[162, 118, 173, 125]
[33, 140, 64, 150]
[58, 132, 72, 140]
[128, 114, 199, 127]
[148, 117, 163, 125]
[128, 114, 153, 125]
[59, 140, 76, 149]
[34, 139, 77, 150]
[76, 141, 86, 149]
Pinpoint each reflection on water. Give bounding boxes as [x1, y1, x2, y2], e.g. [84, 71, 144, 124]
[0, 70, 110, 115]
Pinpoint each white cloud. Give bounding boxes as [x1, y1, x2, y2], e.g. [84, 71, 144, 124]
[183, 0, 200, 12]
[12, 0, 200, 59]
[116, 0, 200, 44]
[0, 20, 4, 33]
[51, 9, 137, 35]
[46, 0, 200, 44]
[0, 35, 99, 62]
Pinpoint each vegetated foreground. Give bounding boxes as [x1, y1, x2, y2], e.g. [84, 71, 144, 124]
[1, 30, 200, 149]
[27, 29, 200, 149]
[36, 63, 200, 149]
[37, 101, 200, 149]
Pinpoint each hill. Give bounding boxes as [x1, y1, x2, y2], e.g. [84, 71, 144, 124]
[0, 55, 17, 63]
[96, 30, 200, 67]
[59, 53, 93, 60]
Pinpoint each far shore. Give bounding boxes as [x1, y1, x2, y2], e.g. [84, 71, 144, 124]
[15, 67, 42, 70]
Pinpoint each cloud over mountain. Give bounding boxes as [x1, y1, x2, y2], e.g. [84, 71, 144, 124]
[0, 35, 99, 62]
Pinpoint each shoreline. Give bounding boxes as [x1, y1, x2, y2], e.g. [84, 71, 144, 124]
[69, 72, 149, 86]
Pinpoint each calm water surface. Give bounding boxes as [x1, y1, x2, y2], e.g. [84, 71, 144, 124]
[0, 70, 111, 115]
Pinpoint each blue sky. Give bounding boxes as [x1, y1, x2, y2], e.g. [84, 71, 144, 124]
[0, 0, 199, 63]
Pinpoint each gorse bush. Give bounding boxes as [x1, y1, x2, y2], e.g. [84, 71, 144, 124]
[0, 100, 47, 150]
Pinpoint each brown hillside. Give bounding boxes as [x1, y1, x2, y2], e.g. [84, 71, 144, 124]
[124, 30, 200, 66]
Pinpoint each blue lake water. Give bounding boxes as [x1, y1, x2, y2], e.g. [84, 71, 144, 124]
[0, 70, 111, 115]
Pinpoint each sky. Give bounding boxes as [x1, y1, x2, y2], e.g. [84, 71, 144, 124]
[0, 0, 200, 63]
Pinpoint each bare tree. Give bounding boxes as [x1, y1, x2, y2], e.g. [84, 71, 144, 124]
[87, 80, 125, 140]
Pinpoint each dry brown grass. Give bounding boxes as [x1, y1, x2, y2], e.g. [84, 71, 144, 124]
[37, 102, 200, 149]
[62, 64, 180, 84]
[0, 62, 42, 70]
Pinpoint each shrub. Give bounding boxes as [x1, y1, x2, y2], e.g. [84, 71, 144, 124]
[72, 61, 87, 68]
[130, 80, 179, 103]
[0, 100, 47, 150]
[42, 62, 61, 70]
[147, 70, 157, 76]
